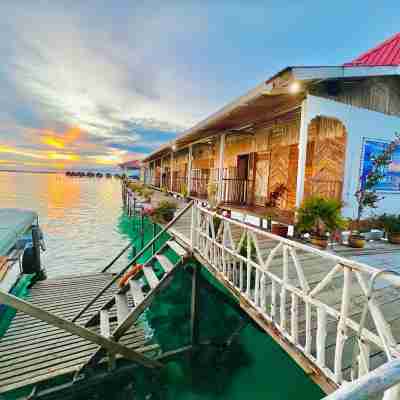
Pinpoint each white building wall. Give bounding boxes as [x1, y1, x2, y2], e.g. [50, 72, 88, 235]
[306, 94, 400, 218]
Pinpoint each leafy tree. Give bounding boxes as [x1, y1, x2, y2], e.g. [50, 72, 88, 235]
[355, 134, 400, 223]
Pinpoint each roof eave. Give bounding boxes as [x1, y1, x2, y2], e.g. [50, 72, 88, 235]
[142, 65, 400, 163]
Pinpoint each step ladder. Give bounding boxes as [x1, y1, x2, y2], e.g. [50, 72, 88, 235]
[78, 239, 190, 374]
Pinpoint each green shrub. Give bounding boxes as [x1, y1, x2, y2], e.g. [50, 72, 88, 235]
[152, 200, 178, 224]
[296, 196, 347, 237]
[379, 214, 400, 234]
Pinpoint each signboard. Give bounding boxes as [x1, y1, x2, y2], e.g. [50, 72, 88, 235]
[360, 139, 400, 192]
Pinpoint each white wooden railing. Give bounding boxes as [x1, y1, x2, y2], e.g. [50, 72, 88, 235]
[189, 204, 400, 399]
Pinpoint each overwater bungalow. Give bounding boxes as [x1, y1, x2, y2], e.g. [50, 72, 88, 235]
[142, 33, 400, 234]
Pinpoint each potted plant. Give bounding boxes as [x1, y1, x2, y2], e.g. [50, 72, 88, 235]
[379, 214, 400, 244]
[140, 188, 153, 203]
[271, 222, 289, 237]
[265, 183, 287, 208]
[351, 135, 400, 248]
[238, 235, 257, 260]
[296, 196, 347, 249]
[207, 182, 219, 209]
[180, 183, 189, 201]
[151, 200, 178, 224]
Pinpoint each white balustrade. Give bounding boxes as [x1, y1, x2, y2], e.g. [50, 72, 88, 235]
[191, 204, 400, 396]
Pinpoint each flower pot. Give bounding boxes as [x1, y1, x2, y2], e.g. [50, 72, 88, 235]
[162, 210, 175, 222]
[364, 229, 384, 241]
[348, 235, 366, 248]
[388, 232, 400, 244]
[272, 223, 288, 238]
[310, 235, 328, 249]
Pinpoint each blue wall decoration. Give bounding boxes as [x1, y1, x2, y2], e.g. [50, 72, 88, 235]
[360, 139, 400, 192]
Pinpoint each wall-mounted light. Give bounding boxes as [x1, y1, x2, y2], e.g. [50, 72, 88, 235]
[289, 81, 301, 94]
[171, 143, 177, 151]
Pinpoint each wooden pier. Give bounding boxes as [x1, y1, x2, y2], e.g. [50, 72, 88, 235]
[0, 273, 159, 393]
[125, 183, 400, 398]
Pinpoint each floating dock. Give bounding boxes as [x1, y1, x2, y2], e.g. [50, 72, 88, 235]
[0, 273, 158, 394]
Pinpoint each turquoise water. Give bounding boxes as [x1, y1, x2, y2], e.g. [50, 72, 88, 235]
[0, 172, 324, 400]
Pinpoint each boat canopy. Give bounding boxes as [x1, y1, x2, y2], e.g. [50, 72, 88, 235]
[0, 209, 37, 256]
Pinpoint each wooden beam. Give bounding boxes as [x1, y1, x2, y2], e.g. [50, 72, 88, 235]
[295, 98, 308, 209]
[187, 144, 193, 194]
[190, 265, 200, 346]
[0, 291, 162, 369]
[217, 133, 225, 202]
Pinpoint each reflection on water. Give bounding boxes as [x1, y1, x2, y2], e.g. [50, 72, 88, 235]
[0, 172, 131, 278]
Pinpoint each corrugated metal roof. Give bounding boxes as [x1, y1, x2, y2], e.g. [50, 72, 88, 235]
[344, 33, 400, 67]
[119, 160, 141, 169]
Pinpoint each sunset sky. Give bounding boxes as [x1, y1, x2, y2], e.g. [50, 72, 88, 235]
[0, 1, 399, 171]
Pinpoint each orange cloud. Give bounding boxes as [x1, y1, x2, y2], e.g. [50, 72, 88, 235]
[41, 136, 65, 149]
[0, 144, 47, 159]
[40, 127, 82, 149]
[47, 152, 80, 161]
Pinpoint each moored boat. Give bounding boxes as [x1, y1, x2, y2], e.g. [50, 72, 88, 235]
[0, 209, 46, 296]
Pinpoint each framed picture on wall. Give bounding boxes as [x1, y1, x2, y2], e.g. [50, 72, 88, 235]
[360, 138, 400, 192]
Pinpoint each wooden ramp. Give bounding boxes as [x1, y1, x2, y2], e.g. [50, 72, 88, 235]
[0, 273, 159, 394]
[132, 186, 400, 396]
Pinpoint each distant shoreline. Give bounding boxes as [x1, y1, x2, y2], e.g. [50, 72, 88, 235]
[0, 169, 59, 174]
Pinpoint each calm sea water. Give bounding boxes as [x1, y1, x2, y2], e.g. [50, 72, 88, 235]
[0, 171, 324, 400]
[0, 171, 130, 278]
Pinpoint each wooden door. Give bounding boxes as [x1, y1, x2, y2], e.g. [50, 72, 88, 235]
[237, 154, 249, 179]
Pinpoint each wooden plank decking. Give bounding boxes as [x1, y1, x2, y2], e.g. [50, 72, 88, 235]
[0, 273, 158, 394]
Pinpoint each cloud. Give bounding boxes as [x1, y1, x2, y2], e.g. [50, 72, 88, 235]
[0, 1, 215, 170]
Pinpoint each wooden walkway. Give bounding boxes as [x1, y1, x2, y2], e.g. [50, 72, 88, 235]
[0, 273, 158, 394]
[137, 188, 400, 394]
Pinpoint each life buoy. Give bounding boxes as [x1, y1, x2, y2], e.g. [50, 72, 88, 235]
[118, 264, 143, 288]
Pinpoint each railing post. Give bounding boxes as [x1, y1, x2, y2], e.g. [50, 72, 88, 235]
[280, 245, 289, 330]
[335, 266, 351, 383]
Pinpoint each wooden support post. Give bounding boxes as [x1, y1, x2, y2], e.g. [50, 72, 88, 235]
[170, 152, 174, 191]
[217, 133, 225, 203]
[31, 225, 41, 271]
[295, 98, 308, 209]
[188, 144, 193, 195]
[160, 157, 164, 189]
[191, 265, 200, 346]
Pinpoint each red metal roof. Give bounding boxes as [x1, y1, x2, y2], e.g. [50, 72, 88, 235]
[344, 33, 400, 67]
[119, 159, 141, 169]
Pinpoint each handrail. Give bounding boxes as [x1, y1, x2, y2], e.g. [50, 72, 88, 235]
[193, 204, 400, 388]
[0, 290, 162, 368]
[321, 359, 400, 400]
[101, 241, 135, 273]
[196, 205, 400, 287]
[71, 200, 194, 323]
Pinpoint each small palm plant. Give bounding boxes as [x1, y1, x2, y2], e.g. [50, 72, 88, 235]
[296, 196, 347, 248]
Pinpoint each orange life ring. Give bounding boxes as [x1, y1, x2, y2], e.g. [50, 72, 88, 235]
[118, 264, 143, 288]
